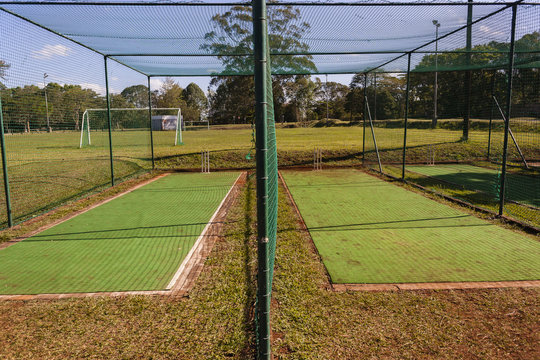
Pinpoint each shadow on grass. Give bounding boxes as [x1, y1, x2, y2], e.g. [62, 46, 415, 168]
[22, 222, 213, 241]
[279, 214, 492, 233]
[242, 175, 256, 355]
[407, 168, 539, 208]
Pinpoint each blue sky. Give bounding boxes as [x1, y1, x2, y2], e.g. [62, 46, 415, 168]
[0, 1, 526, 96]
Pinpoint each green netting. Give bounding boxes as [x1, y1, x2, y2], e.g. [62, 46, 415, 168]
[265, 25, 279, 290]
[1, 2, 538, 75]
[0, 2, 538, 359]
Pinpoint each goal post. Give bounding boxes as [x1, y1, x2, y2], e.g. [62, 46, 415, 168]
[80, 110, 91, 148]
[175, 112, 184, 146]
[79, 107, 182, 148]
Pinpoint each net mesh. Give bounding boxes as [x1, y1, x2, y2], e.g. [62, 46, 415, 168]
[0, 2, 538, 358]
[2, 2, 538, 75]
[265, 29, 279, 290]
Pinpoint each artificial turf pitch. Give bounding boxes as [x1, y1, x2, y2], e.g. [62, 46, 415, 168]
[282, 169, 540, 284]
[406, 164, 539, 208]
[0, 172, 239, 295]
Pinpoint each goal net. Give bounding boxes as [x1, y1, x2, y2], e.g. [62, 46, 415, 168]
[79, 107, 182, 148]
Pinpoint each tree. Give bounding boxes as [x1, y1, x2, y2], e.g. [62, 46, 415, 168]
[313, 79, 350, 120]
[121, 85, 149, 108]
[183, 83, 208, 122]
[0, 60, 9, 87]
[348, 73, 404, 120]
[283, 75, 318, 122]
[202, 5, 315, 75]
[410, 31, 540, 124]
[156, 78, 186, 109]
[209, 76, 254, 124]
[203, 4, 315, 123]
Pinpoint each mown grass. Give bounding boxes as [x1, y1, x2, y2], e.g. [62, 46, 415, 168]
[1, 173, 538, 359]
[378, 164, 539, 228]
[0, 176, 258, 359]
[0, 124, 537, 229]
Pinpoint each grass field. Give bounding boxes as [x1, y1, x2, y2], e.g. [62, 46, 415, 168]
[282, 169, 540, 284]
[0, 172, 238, 295]
[0, 174, 538, 359]
[0, 124, 537, 229]
[406, 164, 539, 208]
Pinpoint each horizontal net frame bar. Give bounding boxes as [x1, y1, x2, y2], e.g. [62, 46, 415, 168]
[1, 1, 538, 76]
[0, 2, 538, 6]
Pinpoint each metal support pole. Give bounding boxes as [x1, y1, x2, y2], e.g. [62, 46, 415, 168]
[493, 96, 527, 169]
[147, 76, 155, 169]
[373, 73, 377, 121]
[0, 97, 13, 227]
[463, 0, 473, 140]
[362, 73, 367, 165]
[253, 0, 270, 358]
[104, 56, 115, 186]
[325, 74, 329, 121]
[499, 4, 517, 216]
[432, 20, 440, 128]
[402, 53, 412, 180]
[365, 96, 383, 173]
[487, 71, 495, 160]
[43, 73, 51, 132]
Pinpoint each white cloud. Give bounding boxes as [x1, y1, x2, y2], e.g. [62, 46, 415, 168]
[80, 83, 106, 95]
[111, 76, 119, 81]
[479, 25, 506, 38]
[32, 44, 72, 59]
[150, 78, 164, 90]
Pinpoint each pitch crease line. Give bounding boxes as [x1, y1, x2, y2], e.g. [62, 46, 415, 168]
[166, 172, 243, 290]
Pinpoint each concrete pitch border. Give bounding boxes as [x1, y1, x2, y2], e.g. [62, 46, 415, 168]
[0, 172, 246, 301]
[279, 169, 540, 292]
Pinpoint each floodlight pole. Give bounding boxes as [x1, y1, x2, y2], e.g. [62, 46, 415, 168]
[402, 53, 412, 180]
[432, 20, 440, 128]
[104, 56, 115, 186]
[0, 96, 13, 227]
[43, 73, 51, 132]
[253, 0, 270, 358]
[147, 76, 155, 169]
[362, 73, 367, 165]
[498, 4, 517, 217]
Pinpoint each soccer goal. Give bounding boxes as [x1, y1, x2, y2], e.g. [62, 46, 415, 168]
[185, 119, 210, 131]
[79, 107, 182, 148]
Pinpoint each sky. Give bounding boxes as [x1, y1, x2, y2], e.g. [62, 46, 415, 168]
[0, 1, 528, 96]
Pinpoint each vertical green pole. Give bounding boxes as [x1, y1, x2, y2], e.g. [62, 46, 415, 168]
[362, 73, 367, 165]
[147, 76, 155, 169]
[463, 0, 473, 140]
[487, 70, 495, 160]
[499, 4, 517, 217]
[0, 97, 13, 227]
[373, 73, 377, 121]
[104, 56, 115, 186]
[402, 53, 412, 180]
[253, 0, 270, 359]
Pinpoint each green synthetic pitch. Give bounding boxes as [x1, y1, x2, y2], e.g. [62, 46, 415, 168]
[0, 172, 239, 295]
[282, 169, 540, 284]
[406, 164, 539, 208]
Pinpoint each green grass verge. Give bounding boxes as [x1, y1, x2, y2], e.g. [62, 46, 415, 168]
[0, 172, 239, 295]
[281, 169, 540, 284]
[406, 164, 539, 208]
